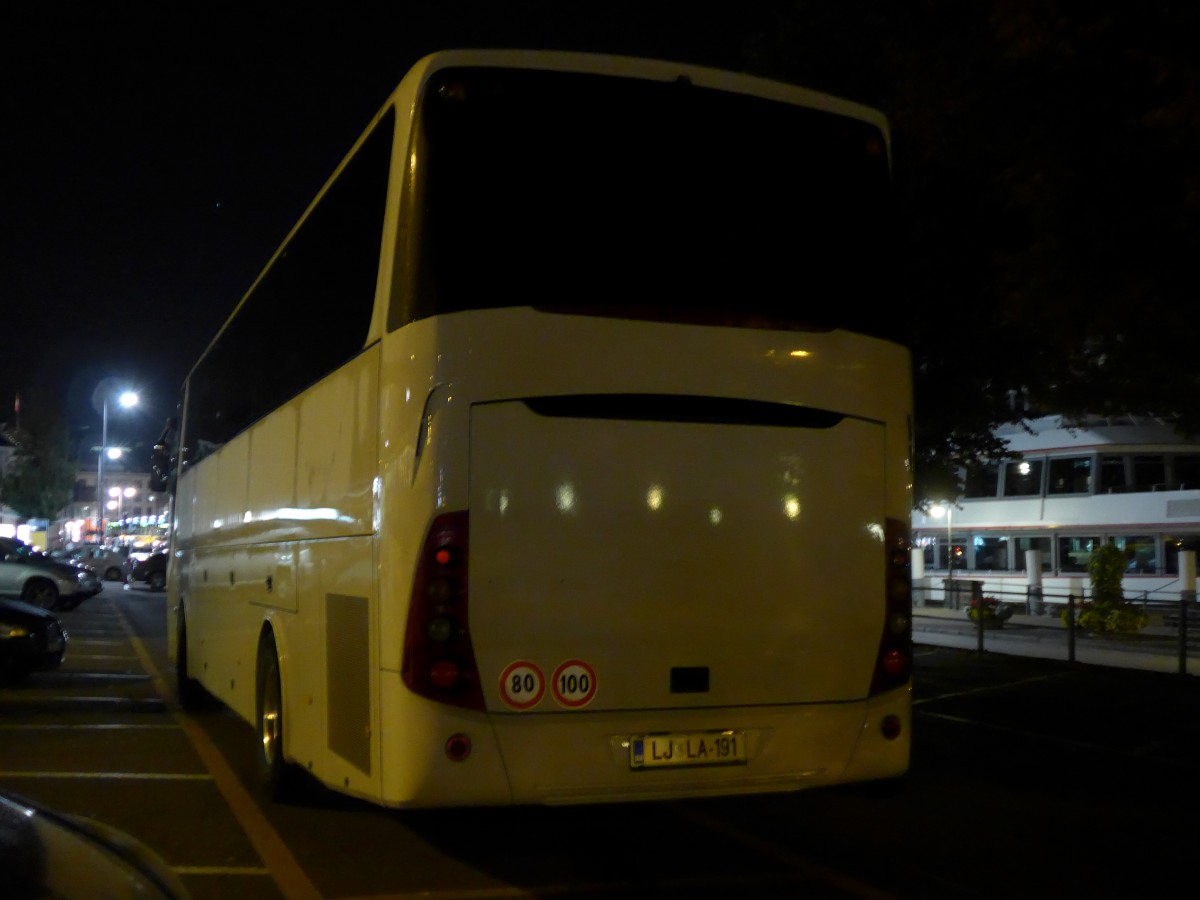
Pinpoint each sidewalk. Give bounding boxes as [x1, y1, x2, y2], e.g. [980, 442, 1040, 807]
[912, 605, 1200, 676]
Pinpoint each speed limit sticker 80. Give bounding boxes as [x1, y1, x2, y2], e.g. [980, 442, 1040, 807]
[498, 661, 544, 710]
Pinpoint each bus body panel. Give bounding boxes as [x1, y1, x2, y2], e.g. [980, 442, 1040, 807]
[172, 350, 383, 797]
[468, 399, 886, 711]
[367, 308, 910, 805]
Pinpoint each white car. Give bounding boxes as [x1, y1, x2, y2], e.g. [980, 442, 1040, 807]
[0, 538, 100, 610]
[68, 544, 133, 582]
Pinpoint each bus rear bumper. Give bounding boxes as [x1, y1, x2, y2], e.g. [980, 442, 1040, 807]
[376, 674, 910, 807]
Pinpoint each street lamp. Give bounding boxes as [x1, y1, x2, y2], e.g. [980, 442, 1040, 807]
[930, 500, 955, 598]
[97, 390, 138, 542]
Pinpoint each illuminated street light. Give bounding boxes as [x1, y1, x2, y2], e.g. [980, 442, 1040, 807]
[108, 485, 137, 528]
[930, 501, 955, 598]
[97, 389, 138, 540]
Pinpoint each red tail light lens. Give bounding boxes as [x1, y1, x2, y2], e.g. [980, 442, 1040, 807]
[870, 517, 912, 695]
[401, 511, 485, 711]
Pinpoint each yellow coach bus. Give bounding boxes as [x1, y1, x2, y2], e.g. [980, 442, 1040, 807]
[151, 49, 914, 808]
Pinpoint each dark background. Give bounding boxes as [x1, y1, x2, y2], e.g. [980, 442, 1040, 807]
[3, 2, 1197, 467]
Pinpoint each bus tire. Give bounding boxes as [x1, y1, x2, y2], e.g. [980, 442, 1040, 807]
[175, 612, 209, 710]
[256, 633, 301, 802]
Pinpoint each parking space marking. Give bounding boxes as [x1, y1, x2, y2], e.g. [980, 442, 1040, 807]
[0, 771, 211, 780]
[0, 695, 166, 708]
[0, 723, 179, 730]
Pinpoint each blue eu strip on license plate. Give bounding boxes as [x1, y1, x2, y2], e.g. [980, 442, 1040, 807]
[629, 731, 746, 769]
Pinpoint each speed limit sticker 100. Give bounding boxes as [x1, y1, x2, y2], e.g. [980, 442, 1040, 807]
[551, 660, 597, 708]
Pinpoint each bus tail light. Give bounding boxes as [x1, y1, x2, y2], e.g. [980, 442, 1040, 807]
[402, 511, 485, 711]
[870, 517, 913, 696]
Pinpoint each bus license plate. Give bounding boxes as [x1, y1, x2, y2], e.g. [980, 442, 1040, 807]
[630, 731, 746, 769]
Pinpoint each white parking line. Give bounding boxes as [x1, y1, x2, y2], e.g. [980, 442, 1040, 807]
[0, 771, 212, 780]
[0, 723, 179, 730]
[172, 866, 272, 876]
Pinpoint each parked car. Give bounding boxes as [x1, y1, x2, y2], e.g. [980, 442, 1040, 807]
[0, 597, 68, 680]
[0, 789, 189, 898]
[125, 551, 167, 592]
[0, 538, 100, 610]
[67, 544, 133, 582]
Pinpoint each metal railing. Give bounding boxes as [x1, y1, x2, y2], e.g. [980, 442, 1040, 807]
[912, 581, 1200, 675]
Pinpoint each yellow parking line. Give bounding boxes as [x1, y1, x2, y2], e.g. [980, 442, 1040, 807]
[114, 601, 324, 900]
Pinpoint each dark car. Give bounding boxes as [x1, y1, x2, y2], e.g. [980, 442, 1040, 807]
[0, 789, 189, 898]
[125, 551, 167, 592]
[0, 537, 100, 610]
[0, 598, 67, 680]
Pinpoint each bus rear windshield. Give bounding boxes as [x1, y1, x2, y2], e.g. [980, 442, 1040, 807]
[401, 66, 897, 340]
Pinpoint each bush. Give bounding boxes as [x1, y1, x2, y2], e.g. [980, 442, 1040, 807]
[967, 595, 1013, 624]
[1059, 543, 1149, 634]
[1073, 599, 1149, 633]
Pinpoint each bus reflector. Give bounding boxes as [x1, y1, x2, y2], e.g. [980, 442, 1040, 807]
[445, 733, 472, 761]
[402, 511, 485, 711]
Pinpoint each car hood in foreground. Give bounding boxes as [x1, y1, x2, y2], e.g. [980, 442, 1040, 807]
[0, 790, 190, 898]
[0, 598, 61, 626]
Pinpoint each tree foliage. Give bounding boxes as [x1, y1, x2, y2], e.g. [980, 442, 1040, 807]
[740, 0, 1200, 506]
[0, 408, 75, 520]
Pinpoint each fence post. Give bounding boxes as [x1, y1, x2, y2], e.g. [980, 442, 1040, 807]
[1180, 590, 1193, 676]
[911, 548, 925, 607]
[974, 582, 985, 654]
[1180, 550, 1195, 676]
[1026, 550, 1043, 614]
[1067, 591, 1076, 663]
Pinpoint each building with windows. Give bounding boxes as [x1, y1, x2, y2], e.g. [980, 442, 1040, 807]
[911, 414, 1200, 607]
[60, 465, 169, 547]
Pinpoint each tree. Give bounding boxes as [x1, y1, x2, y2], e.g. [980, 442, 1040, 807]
[782, 0, 1200, 507]
[0, 407, 76, 521]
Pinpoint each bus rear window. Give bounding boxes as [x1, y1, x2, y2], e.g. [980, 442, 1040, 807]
[397, 66, 897, 341]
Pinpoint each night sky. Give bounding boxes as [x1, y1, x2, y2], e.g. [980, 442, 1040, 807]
[2, 3, 778, 453]
[3, 2, 1197, 460]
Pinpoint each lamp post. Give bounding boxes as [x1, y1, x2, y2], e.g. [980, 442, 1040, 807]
[931, 501, 955, 603]
[97, 390, 138, 542]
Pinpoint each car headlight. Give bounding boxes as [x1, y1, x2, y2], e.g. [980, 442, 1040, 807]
[1, 625, 30, 639]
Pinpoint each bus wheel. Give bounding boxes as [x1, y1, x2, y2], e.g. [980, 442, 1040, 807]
[256, 635, 300, 801]
[175, 613, 209, 710]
